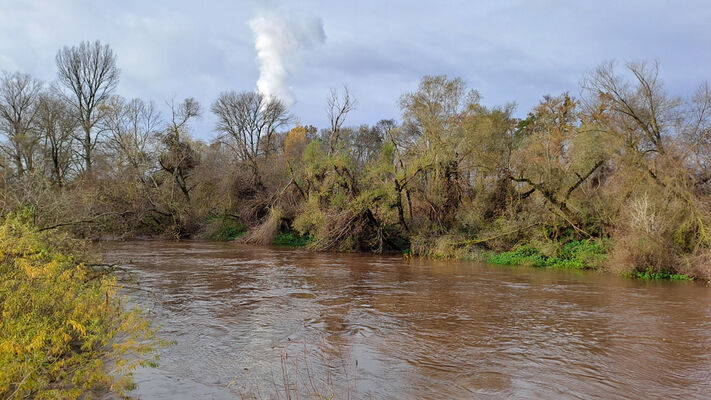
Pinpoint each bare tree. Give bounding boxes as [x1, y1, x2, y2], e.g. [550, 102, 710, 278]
[0, 72, 42, 175]
[211, 91, 289, 186]
[36, 91, 77, 187]
[102, 95, 161, 171]
[681, 82, 711, 187]
[55, 40, 119, 173]
[326, 86, 356, 154]
[583, 61, 679, 158]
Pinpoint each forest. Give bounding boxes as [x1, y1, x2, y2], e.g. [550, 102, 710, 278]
[2, 40, 711, 281]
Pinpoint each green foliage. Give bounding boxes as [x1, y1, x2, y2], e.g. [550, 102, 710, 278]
[273, 232, 314, 247]
[487, 240, 607, 270]
[302, 139, 326, 169]
[560, 239, 607, 268]
[205, 216, 247, 241]
[0, 211, 158, 398]
[488, 245, 548, 267]
[635, 268, 694, 281]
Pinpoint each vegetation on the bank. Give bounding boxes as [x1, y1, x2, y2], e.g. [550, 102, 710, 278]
[634, 268, 694, 281]
[0, 210, 157, 398]
[273, 232, 314, 247]
[203, 216, 247, 241]
[2, 40, 711, 281]
[487, 239, 607, 270]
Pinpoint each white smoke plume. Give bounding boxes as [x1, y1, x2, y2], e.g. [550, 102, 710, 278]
[248, 12, 325, 106]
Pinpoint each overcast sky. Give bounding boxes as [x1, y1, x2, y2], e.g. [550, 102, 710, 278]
[0, 0, 709, 139]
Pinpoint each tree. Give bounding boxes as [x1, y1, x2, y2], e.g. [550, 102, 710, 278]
[159, 98, 201, 204]
[0, 72, 42, 175]
[211, 90, 289, 187]
[399, 75, 479, 229]
[584, 61, 711, 253]
[582, 61, 679, 182]
[683, 82, 711, 189]
[326, 87, 356, 154]
[36, 91, 76, 187]
[508, 94, 607, 234]
[55, 40, 119, 173]
[102, 96, 161, 172]
[343, 122, 387, 169]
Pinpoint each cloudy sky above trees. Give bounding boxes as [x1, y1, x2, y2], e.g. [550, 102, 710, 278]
[1, 0, 709, 138]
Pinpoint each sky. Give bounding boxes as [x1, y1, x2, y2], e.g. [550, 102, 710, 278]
[0, 0, 709, 139]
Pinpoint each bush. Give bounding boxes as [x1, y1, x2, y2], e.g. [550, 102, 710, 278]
[487, 239, 607, 270]
[273, 232, 314, 247]
[634, 268, 693, 281]
[204, 216, 247, 241]
[607, 193, 710, 280]
[0, 211, 157, 398]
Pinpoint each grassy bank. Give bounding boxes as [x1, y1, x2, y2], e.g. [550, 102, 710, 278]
[485, 240, 694, 281]
[410, 233, 695, 281]
[486, 240, 607, 270]
[0, 211, 157, 398]
[209, 218, 694, 281]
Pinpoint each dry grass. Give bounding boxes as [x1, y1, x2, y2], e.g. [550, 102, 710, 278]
[241, 207, 283, 245]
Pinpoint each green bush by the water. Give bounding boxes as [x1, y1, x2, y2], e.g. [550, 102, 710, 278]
[205, 216, 247, 241]
[635, 268, 694, 281]
[273, 232, 313, 247]
[487, 240, 607, 270]
[0, 211, 157, 398]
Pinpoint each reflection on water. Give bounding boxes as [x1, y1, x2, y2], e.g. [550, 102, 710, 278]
[100, 241, 711, 399]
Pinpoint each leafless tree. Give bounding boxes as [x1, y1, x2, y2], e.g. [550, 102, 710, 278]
[211, 91, 289, 186]
[326, 86, 356, 154]
[55, 40, 119, 173]
[102, 95, 162, 171]
[682, 82, 711, 186]
[36, 91, 77, 187]
[0, 72, 42, 176]
[583, 61, 679, 157]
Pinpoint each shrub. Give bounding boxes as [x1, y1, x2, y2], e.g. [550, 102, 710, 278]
[487, 239, 607, 270]
[487, 244, 549, 267]
[204, 216, 247, 241]
[273, 232, 314, 247]
[634, 268, 693, 281]
[0, 211, 157, 398]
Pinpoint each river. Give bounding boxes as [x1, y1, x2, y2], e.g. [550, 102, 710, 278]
[100, 240, 711, 399]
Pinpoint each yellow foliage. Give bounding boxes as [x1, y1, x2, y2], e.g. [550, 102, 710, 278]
[0, 211, 158, 398]
[284, 125, 309, 160]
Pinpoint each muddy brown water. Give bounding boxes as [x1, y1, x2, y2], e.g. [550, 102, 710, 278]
[100, 241, 711, 399]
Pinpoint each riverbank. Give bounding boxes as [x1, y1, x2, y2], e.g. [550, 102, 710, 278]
[0, 212, 158, 398]
[199, 217, 700, 282]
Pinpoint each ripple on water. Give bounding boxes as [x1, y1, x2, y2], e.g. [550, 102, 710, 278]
[102, 241, 711, 400]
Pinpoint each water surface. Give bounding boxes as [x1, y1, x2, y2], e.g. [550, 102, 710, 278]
[101, 241, 711, 399]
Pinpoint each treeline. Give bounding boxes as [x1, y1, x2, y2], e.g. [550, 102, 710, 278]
[2, 41, 711, 280]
